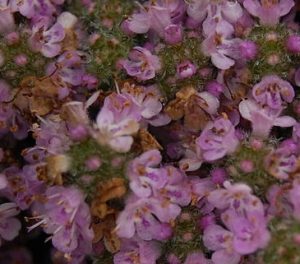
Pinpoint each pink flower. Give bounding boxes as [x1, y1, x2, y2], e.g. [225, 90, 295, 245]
[121, 47, 161, 81]
[0, 203, 21, 246]
[203, 224, 241, 264]
[196, 118, 239, 161]
[222, 209, 270, 254]
[202, 20, 241, 70]
[95, 93, 140, 153]
[187, 0, 243, 26]
[252, 75, 295, 109]
[288, 179, 300, 220]
[28, 17, 65, 58]
[116, 195, 179, 240]
[114, 237, 161, 264]
[128, 149, 167, 198]
[243, 0, 294, 26]
[239, 99, 296, 138]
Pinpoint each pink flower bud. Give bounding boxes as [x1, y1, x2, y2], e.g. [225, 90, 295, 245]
[239, 160, 254, 173]
[85, 155, 102, 171]
[286, 35, 300, 54]
[239, 40, 257, 60]
[14, 54, 28, 66]
[177, 60, 196, 79]
[164, 24, 183, 45]
[211, 168, 228, 185]
[205, 81, 225, 98]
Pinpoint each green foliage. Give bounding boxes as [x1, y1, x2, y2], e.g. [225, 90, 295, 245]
[226, 140, 278, 197]
[0, 30, 49, 88]
[157, 36, 211, 99]
[66, 138, 129, 200]
[260, 218, 300, 264]
[69, 0, 142, 86]
[159, 207, 204, 263]
[248, 25, 300, 83]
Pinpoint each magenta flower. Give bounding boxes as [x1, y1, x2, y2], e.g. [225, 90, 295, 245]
[239, 99, 296, 138]
[28, 17, 65, 58]
[95, 93, 140, 153]
[0, 202, 21, 246]
[203, 224, 241, 264]
[243, 0, 294, 26]
[295, 68, 300, 86]
[196, 117, 239, 161]
[252, 75, 295, 109]
[128, 149, 167, 198]
[202, 20, 241, 70]
[114, 237, 161, 264]
[121, 47, 161, 81]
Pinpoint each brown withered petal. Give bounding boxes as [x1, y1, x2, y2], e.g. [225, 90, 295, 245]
[139, 128, 162, 152]
[175, 85, 196, 100]
[91, 200, 114, 219]
[184, 95, 211, 131]
[61, 29, 78, 51]
[104, 232, 121, 253]
[95, 178, 126, 202]
[46, 154, 70, 185]
[165, 98, 185, 120]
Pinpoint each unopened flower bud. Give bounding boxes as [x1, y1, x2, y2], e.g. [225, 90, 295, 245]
[239, 40, 257, 60]
[286, 35, 300, 54]
[164, 24, 183, 45]
[177, 60, 196, 79]
[14, 54, 28, 66]
[85, 155, 102, 171]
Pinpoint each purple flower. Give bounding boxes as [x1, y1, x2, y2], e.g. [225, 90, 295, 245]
[128, 149, 167, 198]
[196, 117, 239, 161]
[239, 99, 296, 138]
[46, 51, 85, 86]
[121, 85, 165, 121]
[202, 20, 241, 70]
[243, 0, 294, 26]
[95, 93, 140, 153]
[0, 203, 21, 245]
[207, 181, 264, 214]
[125, 0, 185, 37]
[177, 60, 197, 79]
[203, 224, 241, 264]
[114, 237, 161, 264]
[29, 186, 94, 255]
[222, 209, 270, 255]
[116, 195, 180, 240]
[264, 146, 297, 180]
[121, 47, 161, 81]
[252, 75, 295, 109]
[187, 0, 243, 26]
[28, 17, 65, 58]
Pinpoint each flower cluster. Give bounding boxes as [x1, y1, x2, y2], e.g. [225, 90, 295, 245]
[0, 0, 299, 263]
